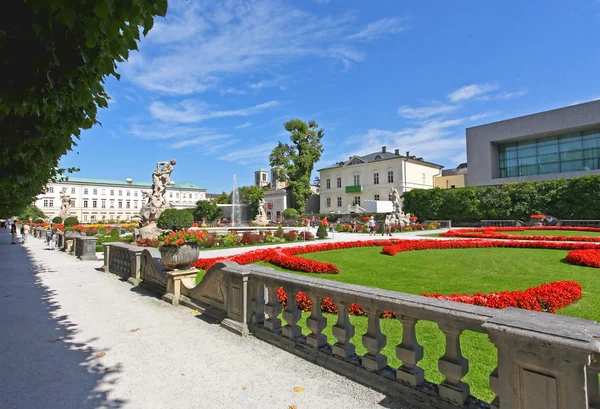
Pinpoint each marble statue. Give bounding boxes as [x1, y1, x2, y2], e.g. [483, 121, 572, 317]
[138, 160, 176, 239]
[253, 198, 269, 226]
[390, 187, 410, 227]
[59, 187, 71, 220]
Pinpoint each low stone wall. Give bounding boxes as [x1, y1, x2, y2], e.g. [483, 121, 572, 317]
[101, 242, 600, 409]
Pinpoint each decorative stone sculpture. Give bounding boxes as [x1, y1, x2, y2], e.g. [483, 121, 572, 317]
[390, 187, 410, 227]
[59, 187, 71, 220]
[253, 198, 269, 226]
[139, 160, 176, 240]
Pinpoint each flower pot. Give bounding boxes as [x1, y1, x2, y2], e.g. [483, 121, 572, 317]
[159, 243, 200, 268]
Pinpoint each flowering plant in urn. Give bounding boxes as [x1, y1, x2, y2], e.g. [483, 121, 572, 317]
[157, 229, 205, 268]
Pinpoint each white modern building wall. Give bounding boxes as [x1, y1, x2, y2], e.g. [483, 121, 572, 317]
[35, 177, 206, 222]
[318, 146, 442, 213]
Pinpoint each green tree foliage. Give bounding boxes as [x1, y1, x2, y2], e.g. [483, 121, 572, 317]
[18, 205, 46, 221]
[213, 192, 231, 204]
[402, 175, 600, 221]
[157, 209, 194, 231]
[238, 185, 264, 219]
[282, 208, 298, 219]
[63, 216, 79, 226]
[269, 119, 324, 213]
[0, 0, 167, 218]
[192, 200, 223, 221]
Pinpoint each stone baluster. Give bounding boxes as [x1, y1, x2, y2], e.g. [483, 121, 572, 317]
[263, 285, 282, 334]
[438, 325, 469, 404]
[588, 354, 600, 409]
[489, 367, 500, 409]
[396, 316, 424, 386]
[281, 286, 301, 340]
[305, 294, 327, 348]
[361, 307, 387, 372]
[251, 282, 266, 325]
[331, 301, 355, 359]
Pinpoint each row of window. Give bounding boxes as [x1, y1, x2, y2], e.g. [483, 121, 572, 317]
[49, 186, 201, 199]
[498, 129, 600, 178]
[43, 199, 141, 209]
[325, 172, 394, 189]
[324, 193, 393, 208]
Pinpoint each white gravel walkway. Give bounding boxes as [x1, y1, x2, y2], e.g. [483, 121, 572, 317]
[0, 229, 413, 409]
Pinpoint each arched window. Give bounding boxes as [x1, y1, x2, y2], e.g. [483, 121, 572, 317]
[374, 155, 381, 160]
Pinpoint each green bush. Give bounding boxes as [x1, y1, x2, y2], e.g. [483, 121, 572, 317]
[63, 216, 79, 227]
[282, 208, 298, 219]
[402, 175, 600, 221]
[157, 209, 194, 231]
[52, 216, 62, 224]
[109, 228, 120, 239]
[316, 223, 328, 239]
[33, 218, 44, 223]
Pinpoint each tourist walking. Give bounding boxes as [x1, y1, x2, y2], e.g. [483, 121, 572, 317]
[21, 223, 30, 244]
[10, 222, 17, 244]
[368, 216, 376, 236]
[351, 218, 357, 233]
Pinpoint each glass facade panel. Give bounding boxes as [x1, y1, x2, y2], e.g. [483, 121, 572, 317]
[498, 128, 600, 178]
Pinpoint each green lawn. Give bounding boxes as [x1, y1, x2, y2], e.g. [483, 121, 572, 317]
[253, 247, 598, 402]
[508, 230, 600, 237]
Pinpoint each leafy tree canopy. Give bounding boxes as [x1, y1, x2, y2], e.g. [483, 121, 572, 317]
[192, 200, 223, 221]
[18, 204, 46, 221]
[214, 192, 231, 204]
[0, 0, 167, 218]
[269, 119, 324, 213]
[238, 185, 264, 219]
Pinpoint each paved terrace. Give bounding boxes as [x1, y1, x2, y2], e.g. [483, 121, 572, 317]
[0, 228, 443, 409]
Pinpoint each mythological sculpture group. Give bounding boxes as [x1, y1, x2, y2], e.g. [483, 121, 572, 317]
[389, 187, 410, 227]
[59, 187, 71, 220]
[138, 160, 176, 239]
[253, 198, 269, 226]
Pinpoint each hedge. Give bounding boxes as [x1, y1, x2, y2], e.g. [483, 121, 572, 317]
[402, 175, 600, 221]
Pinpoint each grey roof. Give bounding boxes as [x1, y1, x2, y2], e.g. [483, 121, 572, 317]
[317, 150, 443, 171]
[63, 177, 205, 190]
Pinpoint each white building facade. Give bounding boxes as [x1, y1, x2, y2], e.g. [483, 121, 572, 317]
[318, 146, 443, 213]
[36, 177, 206, 223]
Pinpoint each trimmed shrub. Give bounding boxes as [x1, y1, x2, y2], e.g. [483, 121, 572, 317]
[298, 231, 314, 240]
[157, 209, 194, 231]
[283, 208, 298, 219]
[33, 218, 44, 223]
[63, 216, 79, 227]
[109, 228, 120, 239]
[274, 225, 284, 238]
[52, 216, 62, 223]
[316, 223, 328, 239]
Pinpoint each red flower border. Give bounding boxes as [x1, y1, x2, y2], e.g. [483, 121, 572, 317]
[441, 226, 600, 242]
[565, 249, 600, 268]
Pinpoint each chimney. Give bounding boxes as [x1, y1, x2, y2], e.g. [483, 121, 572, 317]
[349, 157, 352, 160]
[382, 146, 387, 153]
[406, 151, 410, 157]
[394, 149, 399, 155]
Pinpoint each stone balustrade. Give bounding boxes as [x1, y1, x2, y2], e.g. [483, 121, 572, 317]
[99, 242, 600, 409]
[73, 236, 98, 260]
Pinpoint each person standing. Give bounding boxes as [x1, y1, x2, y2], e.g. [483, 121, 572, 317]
[368, 216, 376, 236]
[10, 222, 17, 244]
[383, 215, 392, 236]
[49, 224, 59, 250]
[22, 223, 30, 244]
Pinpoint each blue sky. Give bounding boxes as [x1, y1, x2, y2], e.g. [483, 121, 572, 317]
[59, 0, 600, 193]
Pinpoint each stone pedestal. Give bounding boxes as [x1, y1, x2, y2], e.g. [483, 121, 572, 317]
[74, 236, 98, 261]
[139, 222, 164, 240]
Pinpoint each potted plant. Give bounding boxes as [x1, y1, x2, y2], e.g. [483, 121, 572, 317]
[409, 215, 418, 224]
[158, 229, 202, 269]
[529, 214, 545, 226]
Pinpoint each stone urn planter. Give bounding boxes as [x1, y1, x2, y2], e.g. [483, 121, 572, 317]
[529, 215, 545, 227]
[159, 243, 200, 269]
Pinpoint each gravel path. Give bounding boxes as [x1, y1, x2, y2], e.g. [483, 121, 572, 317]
[0, 229, 412, 409]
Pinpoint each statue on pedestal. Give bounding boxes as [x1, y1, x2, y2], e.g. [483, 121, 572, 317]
[253, 198, 269, 226]
[390, 187, 410, 227]
[59, 188, 71, 220]
[138, 160, 176, 240]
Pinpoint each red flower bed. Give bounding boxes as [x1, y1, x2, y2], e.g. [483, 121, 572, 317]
[423, 281, 582, 313]
[440, 227, 600, 242]
[565, 249, 600, 268]
[530, 214, 546, 220]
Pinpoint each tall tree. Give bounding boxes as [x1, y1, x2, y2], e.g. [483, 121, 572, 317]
[269, 119, 324, 213]
[192, 200, 223, 221]
[238, 185, 264, 219]
[0, 0, 167, 218]
[213, 192, 231, 204]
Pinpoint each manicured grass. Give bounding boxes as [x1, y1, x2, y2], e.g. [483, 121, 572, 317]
[508, 230, 600, 237]
[256, 247, 597, 402]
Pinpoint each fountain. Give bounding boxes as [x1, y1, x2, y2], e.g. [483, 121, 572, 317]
[231, 174, 240, 226]
[215, 175, 249, 226]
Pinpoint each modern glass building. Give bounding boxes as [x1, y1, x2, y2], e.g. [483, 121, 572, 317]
[466, 100, 600, 186]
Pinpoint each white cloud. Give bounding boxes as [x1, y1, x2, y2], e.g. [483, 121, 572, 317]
[219, 87, 247, 95]
[170, 134, 231, 149]
[398, 104, 458, 119]
[122, 1, 408, 94]
[448, 83, 499, 102]
[218, 142, 274, 165]
[129, 124, 214, 140]
[478, 90, 529, 101]
[149, 100, 280, 123]
[235, 122, 252, 129]
[468, 111, 498, 121]
[249, 77, 287, 91]
[346, 17, 408, 41]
